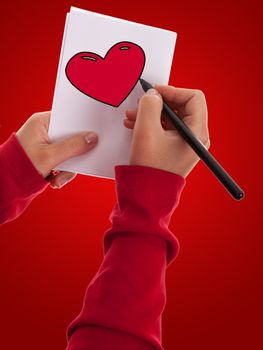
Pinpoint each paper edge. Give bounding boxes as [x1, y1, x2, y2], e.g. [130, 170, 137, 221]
[69, 6, 177, 38]
[53, 165, 116, 180]
[48, 12, 70, 138]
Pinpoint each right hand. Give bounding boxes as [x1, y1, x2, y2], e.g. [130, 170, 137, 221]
[124, 85, 210, 178]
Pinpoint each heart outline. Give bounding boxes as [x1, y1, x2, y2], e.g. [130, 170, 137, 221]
[65, 41, 146, 107]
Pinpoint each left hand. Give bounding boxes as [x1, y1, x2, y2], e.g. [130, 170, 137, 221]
[16, 111, 99, 189]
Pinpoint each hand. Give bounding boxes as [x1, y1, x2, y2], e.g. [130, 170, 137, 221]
[124, 85, 210, 178]
[16, 111, 98, 188]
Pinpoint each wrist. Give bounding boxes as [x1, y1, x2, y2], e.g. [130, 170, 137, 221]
[1, 133, 48, 196]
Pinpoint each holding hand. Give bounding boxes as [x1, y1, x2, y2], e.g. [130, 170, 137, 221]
[16, 112, 98, 188]
[124, 85, 210, 178]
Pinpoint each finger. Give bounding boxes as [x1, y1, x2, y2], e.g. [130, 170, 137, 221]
[125, 109, 137, 120]
[134, 89, 163, 136]
[30, 111, 51, 131]
[41, 111, 51, 129]
[123, 118, 135, 129]
[125, 110, 176, 131]
[49, 171, 77, 189]
[154, 85, 208, 124]
[125, 109, 176, 131]
[47, 132, 98, 168]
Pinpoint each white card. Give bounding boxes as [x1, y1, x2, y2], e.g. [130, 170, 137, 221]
[48, 6, 177, 179]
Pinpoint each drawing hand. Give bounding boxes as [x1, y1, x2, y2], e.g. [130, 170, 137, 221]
[16, 111, 98, 188]
[124, 85, 210, 178]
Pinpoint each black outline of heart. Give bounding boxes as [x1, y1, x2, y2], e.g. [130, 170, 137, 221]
[65, 41, 146, 107]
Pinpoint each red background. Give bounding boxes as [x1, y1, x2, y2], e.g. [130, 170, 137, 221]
[0, 1, 262, 349]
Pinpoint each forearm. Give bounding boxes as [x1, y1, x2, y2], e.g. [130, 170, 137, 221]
[0, 133, 48, 224]
[67, 235, 167, 350]
[66, 165, 186, 349]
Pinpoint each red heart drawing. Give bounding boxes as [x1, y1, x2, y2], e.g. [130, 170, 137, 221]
[65, 41, 146, 107]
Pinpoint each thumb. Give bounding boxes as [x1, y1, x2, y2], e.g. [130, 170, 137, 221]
[48, 131, 98, 167]
[134, 88, 163, 136]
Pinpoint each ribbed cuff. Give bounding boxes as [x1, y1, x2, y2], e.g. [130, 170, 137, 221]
[104, 165, 186, 265]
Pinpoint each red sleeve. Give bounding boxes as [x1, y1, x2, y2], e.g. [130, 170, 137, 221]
[0, 133, 48, 225]
[66, 165, 186, 350]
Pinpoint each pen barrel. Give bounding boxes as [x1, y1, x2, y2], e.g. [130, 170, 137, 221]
[163, 103, 245, 200]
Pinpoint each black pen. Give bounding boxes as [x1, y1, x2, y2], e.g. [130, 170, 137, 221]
[139, 78, 245, 201]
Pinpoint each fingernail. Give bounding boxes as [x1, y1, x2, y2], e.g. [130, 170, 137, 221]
[146, 88, 161, 97]
[85, 132, 98, 144]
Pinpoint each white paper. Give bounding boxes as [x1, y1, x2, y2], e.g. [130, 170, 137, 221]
[48, 6, 177, 179]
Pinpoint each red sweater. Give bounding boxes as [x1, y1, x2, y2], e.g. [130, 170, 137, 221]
[0, 134, 186, 349]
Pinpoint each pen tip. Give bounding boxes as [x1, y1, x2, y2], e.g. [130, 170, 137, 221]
[139, 78, 153, 92]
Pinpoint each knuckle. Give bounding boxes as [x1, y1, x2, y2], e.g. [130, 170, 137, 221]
[140, 94, 153, 105]
[139, 95, 163, 115]
[30, 113, 39, 120]
[194, 89, 206, 99]
[28, 113, 41, 125]
[200, 135, 210, 148]
[29, 112, 50, 124]
[140, 93, 162, 105]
